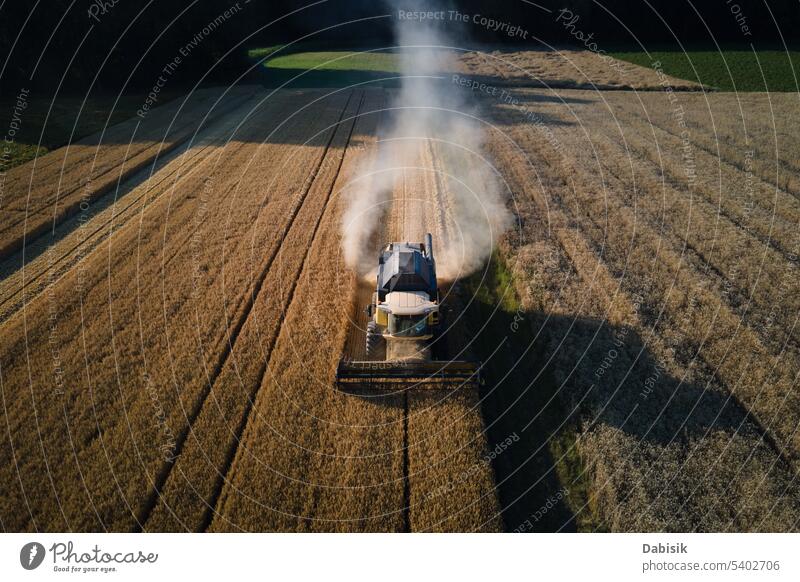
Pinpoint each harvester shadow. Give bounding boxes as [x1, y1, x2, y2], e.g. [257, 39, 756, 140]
[461, 273, 769, 532]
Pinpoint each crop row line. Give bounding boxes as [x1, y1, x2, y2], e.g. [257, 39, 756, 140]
[0, 96, 260, 325]
[0, 90, 254, 261]
[132, 89, 362, 531]
[199, 90, 365, 531]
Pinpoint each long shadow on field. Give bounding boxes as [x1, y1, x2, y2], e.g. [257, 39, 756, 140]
[461, 256, 764, 532]
[258, 66, 606, 96]
[4, 70, 588, 152]
[0, 80, 581, 275]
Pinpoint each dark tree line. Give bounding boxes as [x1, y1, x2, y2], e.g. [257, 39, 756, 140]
[455, 0, 799, 45]
[0, 1, 277, 93]
[1, 1, 797, 93]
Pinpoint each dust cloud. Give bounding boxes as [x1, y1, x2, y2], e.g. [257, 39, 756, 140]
[341, 0, 512, 280]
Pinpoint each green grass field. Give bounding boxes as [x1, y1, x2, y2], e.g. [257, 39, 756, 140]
[266, 50, 401, 73]
[247, 45, 286, 60]
[611, 47, 800, 91]
[252, 48, 404, 88]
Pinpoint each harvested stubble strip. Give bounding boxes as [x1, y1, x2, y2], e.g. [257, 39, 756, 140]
[584, 94, 800, 261]
[458, 49, 702, 90]
[549, 233, 800, 531]
[640, 92, 800, 196]
[485, 117, 800, 531]
[144, 89, 381, 531]
[559, 125, 798, 463]
[460, 51, 511, 82]
[501, 89, 799, 342]
[0, 86, 256, 261]
[608, 92, 800, 224]
[562, 105, 800, 356]
[210, 89, 408, 532]
[485, 92, 800, 483]
[532, 89, 800, 356]
[0, 89, 341, 531]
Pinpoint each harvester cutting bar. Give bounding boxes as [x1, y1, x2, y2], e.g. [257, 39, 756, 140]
[336, 359, 481, 386]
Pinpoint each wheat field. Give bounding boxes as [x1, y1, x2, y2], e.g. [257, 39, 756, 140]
[1, 47, 798, 532]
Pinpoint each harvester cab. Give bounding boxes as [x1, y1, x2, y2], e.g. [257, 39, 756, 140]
[337, 233, 481, 387]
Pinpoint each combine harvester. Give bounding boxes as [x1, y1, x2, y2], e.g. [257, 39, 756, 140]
[336, 233, 481, 387]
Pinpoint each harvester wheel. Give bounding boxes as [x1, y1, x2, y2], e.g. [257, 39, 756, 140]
[365, 321, 382, 358]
